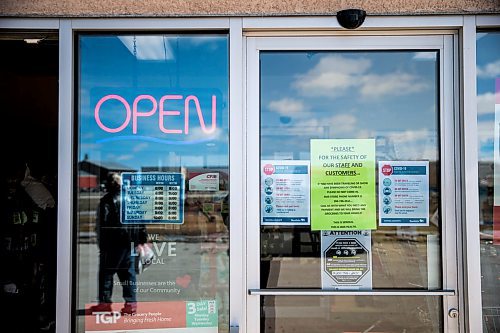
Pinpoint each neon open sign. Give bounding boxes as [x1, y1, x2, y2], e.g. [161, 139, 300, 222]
[94, 94, 217, 135]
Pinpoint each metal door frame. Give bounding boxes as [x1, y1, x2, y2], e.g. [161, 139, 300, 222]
[245, 33, 459, 333]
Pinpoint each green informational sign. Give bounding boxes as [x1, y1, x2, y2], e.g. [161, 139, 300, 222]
[310, 139, 376, 230]
[186, 300, 218, 328]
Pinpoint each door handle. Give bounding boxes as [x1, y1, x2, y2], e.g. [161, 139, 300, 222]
[249, 289, 455, 296]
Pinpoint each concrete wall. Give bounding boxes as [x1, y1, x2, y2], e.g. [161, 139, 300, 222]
[1, 0, 499, 17]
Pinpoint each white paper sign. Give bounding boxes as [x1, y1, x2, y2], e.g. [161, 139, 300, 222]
[378, 161, 429, 227]
[189, 172, 219, 192]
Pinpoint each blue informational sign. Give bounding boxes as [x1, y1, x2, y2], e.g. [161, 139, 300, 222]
[378, 161, 429, 226]
[261, 160, 310, 226]
[121, 172, 185, 224]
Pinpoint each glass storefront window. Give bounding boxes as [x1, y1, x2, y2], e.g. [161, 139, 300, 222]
[75, 34, 229, 333]
[476, 30, 500, 332]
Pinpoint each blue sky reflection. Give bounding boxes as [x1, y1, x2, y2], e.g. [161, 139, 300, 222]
[477, 32, 500, 161]
[260, 51, 439, 162]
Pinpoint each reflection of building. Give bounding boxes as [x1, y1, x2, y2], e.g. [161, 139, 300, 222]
[78, 170, 97, 191]
[78, 157, 136, 188]
[479, 161, 494, 225]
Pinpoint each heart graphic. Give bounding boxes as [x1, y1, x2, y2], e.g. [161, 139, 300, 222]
[176, 274, 192, 289]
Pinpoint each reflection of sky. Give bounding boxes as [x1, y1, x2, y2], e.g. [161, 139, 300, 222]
[477, 32, 500, 161]
[79, 35, 229, 170]
[260, 51, 439, 162]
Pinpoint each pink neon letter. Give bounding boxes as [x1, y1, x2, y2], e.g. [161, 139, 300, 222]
[184, 95, 217, 134]
[133, 95, 157, 134]
[94, 95, 131, 133]
[159, 95, 183, 134]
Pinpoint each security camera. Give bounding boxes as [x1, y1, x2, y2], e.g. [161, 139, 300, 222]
[337, 9, 366, 29]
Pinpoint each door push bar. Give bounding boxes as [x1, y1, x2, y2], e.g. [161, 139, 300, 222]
[248, 289, 456, 296]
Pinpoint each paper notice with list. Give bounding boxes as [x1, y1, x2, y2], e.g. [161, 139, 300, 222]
[121, 172, 185, 224]
[378, 161, 429, 227]
[261, 160, 310, 226]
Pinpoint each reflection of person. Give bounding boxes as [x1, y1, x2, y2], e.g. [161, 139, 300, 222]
[90, 173, 147, 315]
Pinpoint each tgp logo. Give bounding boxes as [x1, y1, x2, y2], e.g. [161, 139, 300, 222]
[94, 311, 121, 324]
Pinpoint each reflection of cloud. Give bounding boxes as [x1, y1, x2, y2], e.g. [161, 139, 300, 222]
[330, 114, 357, 133]
[360, 73, 427, 98]
[293, 54, 428, 99]
[187, 127, 224, 141]
[188, 36, 223, 46]
[268, 98, 307, 116]
[293, 55, 370, 97]
[180, 155, 204, 166]
[117, 155, 134, 161]
[107, 153, 134, 162]
[477, 92, 496, 115]
[118, 36, 174, 61]
[389, 128, 431, 143]
[413, 52, 437, 61]
[478, 120, 494, 148]
[81, 143, 102, 151]
[477, 59, 500, 78]
[132, 142, 149, 152]
[261, 113, 358, 138]
[384, 128, 437, 160]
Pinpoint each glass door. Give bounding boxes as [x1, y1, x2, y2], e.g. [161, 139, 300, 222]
[246, 35, 459, 333]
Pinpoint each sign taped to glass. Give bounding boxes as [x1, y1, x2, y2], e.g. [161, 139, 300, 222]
[260, 160, 310, 226]
[121, 172, 185, 224]
[310, 139, 376, 231]
[85, 300, 218, 332]
[378, 160, 430, 227]
[321, 230, 372, 290]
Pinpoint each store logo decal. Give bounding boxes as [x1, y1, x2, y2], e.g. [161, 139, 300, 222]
[94, 311, 121, 324]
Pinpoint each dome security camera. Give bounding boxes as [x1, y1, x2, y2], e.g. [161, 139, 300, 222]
[337, 9, 366, 29]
